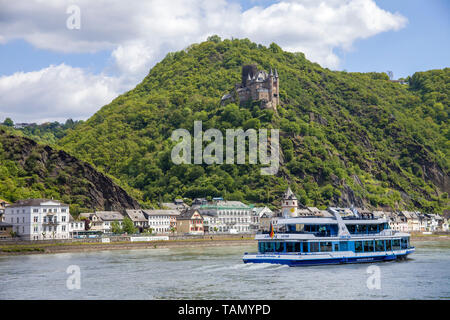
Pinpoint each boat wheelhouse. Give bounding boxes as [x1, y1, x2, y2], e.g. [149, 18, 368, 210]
[243, 207, 415, 266]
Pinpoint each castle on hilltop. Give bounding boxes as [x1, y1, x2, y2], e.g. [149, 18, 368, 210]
[221, 64, 280, 110]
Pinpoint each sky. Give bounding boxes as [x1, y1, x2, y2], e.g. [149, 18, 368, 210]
[0, 0, 448, 124]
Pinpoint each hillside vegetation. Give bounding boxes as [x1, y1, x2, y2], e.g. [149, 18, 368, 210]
[27, 37, 450, 213]
[0, 128, 140, 214]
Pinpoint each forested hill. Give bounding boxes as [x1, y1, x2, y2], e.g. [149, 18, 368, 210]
[57, 37, 449, 213]
[0, 128, 140, 214]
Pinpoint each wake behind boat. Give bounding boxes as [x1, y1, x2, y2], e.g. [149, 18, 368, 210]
[243, 188, 415, 266]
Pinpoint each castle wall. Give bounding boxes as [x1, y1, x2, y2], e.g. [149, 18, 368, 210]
[236, 66, 279, 110]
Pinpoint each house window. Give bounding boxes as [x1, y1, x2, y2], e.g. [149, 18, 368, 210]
[62, 216, 66, 222]
[62, 226, 66, 231]
[34, 216, 38, 222]
[33, 209, 39, 213]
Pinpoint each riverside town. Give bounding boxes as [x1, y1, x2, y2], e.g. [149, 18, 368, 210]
[1, 187, 448, 242]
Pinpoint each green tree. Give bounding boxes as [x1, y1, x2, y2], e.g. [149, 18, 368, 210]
[122, 217, 137, 234]
[3, 118, 13, 127]
[111, 221, 122, 234]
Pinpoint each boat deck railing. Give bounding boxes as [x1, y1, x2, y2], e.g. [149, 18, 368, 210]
[257, 230, 399, 237]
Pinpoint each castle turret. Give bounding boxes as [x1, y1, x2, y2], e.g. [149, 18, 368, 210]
[268, 66, 274, 105]
[274, 68, 279, 106]
[281, 187, 298, 218]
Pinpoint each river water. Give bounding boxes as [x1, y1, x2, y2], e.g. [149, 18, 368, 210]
[0, 239, 449, 300]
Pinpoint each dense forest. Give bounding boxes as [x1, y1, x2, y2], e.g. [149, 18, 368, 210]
[2, 37, 449, 213]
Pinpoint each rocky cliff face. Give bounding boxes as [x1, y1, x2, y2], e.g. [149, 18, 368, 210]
[0, 129, 140, 210]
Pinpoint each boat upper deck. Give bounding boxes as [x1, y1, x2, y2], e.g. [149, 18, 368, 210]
[264, 209, 409, 240]
[277, 216, 388, 225]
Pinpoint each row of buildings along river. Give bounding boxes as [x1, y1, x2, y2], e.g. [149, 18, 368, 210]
[0, 189, 449, 241]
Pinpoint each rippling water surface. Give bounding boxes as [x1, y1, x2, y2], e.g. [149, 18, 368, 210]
[0, 240, 449, 299]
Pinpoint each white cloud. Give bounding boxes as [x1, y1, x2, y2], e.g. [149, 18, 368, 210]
[0, 0, 407, 122]
[0, 64, 121, 123]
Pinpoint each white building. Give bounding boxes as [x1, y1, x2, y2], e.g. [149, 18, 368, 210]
[78, 211, 124, 233]
[443, 219, 449, 232]
[68, 215, 85, 237]
[4, 199, 70, 240]
[79, 212, 104, 232]
[389, 215, 409, 232]
[95, 211, 124, 233]
[250, 206, 273, 230]
[144, 209, 180, 234]
[400, 211, 421, 231]
[125, 209, 148, 230]
[0, 199, 8, 222]
[198, 200, 253, 233]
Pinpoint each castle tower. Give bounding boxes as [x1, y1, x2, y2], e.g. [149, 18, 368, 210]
[274, 68, 280, 106]
[268, 67, 274, 105]
[281, 187, 298, 218]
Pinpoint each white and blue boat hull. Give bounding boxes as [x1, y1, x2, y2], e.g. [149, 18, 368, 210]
[243, 248, 415, 266]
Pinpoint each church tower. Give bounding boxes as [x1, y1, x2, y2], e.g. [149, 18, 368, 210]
[281, 187, 298, 218]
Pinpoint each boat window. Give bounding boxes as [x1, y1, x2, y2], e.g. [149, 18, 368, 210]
[340, 241, 348, 251]
[265, 242, 275, 252]
[334, 243, 339, 252]
[275, 242, 284, 252]
[356, 225, 364, 234]
[364, 240, 374, 252]
[286, 242, 295, 253]
[385, 239, 392, 251]
[320, 242, 332, 252]
[392, 239, 401, 250]
[347, 225, 356, 234]
[375, 240, 384, 251]
[310, 242, 319, 252]
[369, 225, 377, 233]
[355, 241, 363, 253]
[258, 242, 264, 253]
[301, 242, 308, 253]
[401, 238, 408, 249]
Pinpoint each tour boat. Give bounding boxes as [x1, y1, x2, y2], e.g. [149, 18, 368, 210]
[243, 207, 415, 266]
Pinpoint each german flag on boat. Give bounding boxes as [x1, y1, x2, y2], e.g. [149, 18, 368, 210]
[269, 222, 274, 238]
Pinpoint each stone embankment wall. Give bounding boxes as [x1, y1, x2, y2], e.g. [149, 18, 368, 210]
[0, 233, 256, 245]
